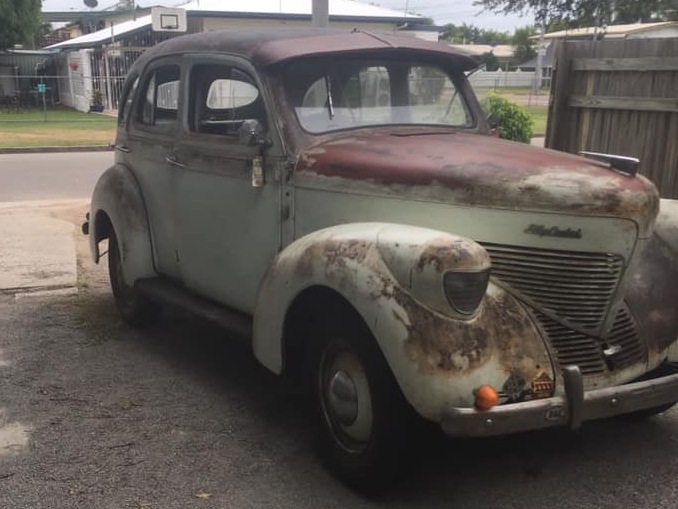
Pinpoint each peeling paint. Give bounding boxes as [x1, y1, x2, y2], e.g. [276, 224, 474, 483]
[395, 284, 549, 385]
[297, 131, 660, 235]
[291, 230, 551, 398]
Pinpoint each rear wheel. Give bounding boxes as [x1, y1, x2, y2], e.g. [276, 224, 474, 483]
[306, 309, 411, 494]
[108, 229, 160, 328]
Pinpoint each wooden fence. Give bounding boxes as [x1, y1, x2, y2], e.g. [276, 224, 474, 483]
[546, 38, 678, 198]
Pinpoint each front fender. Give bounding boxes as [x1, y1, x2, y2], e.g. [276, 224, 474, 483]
[626, 198, 678, 364]
[655, 199, 678, 253]
[253, 223, 553, 421]
[89, 164, 156, 285]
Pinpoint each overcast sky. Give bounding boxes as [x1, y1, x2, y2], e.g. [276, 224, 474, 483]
[41, 0, 535, 32]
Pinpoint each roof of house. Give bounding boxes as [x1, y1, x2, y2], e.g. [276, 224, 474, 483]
[47, 0, 422, 50]
[124, 28, 478, 69]
[177, 0, 417, 19]
[447, 43, 515, 59]
[518, 41, 556, 69]
[540, 21, 678, 40]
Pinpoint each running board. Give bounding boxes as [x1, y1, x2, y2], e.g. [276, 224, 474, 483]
[135, 278, 253, 341]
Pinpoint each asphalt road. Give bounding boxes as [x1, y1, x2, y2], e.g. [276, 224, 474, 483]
[0, 162, 676, 508]
[0, 152, 111, 202]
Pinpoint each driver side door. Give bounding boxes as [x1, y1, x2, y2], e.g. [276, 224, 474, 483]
[172, 57, 283, 314]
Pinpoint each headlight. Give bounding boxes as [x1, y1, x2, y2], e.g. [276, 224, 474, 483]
[376, 225, 491, 319]
[443, 269, 490, 315]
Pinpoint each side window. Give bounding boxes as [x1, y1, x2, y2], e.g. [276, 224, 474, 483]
[189, 64, 265, 137]
[407, 66, 471, 126]
[136, 65, 180, 130]
[118, 76, 139, 125]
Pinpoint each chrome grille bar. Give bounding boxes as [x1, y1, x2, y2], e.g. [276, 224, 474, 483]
[482, 244, 624, 331]
[532, 306, 646, 375]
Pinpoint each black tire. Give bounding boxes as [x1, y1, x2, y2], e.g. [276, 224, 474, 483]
[108, 229, 161, 328]
[306, 308, 411, 494]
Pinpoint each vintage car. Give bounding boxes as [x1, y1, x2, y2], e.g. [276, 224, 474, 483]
[83, 28, 678, 490]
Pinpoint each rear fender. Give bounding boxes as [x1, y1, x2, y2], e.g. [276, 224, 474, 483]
[89, 164, 156, 285]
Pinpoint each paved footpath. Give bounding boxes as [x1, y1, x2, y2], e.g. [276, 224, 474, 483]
[0, 200, 86, 296]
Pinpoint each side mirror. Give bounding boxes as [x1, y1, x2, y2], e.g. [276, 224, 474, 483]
[239, 119, 267, 147]
[486, 112, 500, 138]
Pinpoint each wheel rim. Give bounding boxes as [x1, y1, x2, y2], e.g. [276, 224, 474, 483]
[319, 341, 373, 453]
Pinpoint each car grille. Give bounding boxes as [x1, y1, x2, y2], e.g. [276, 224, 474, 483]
[534, 306, 646, 375]
[481, 244, 646, 375]
[482, 244, 624, 332]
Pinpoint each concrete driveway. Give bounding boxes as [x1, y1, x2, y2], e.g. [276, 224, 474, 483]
[0, 201, 84, 295]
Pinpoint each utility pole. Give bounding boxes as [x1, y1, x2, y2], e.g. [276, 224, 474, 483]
[534, 1, 547, 94]
[312, 0, 329, 27]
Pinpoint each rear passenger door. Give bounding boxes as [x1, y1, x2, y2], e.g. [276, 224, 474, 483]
[127, 58, 182, 279]
[173, 57, 283, 314]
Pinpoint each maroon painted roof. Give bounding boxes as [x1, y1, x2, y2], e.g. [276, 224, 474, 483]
[132, 28, 478, 71]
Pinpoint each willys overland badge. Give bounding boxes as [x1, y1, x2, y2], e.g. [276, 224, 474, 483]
[524, 224, 583, 239]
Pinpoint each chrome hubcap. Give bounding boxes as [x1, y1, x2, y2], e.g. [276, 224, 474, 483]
[320, 344, 373, 452]
[327, 370, 358, 426]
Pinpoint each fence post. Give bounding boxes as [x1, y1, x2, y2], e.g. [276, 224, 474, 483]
[545, 40, 569, 150]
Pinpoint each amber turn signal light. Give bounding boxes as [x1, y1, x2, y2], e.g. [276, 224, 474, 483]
[474, 385, 499, 411]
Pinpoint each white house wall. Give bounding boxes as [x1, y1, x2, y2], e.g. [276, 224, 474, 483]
[201, 17, 397, 33]
[627, 27, 678, 39]
[58, 49, 93, 112]
[469, 70, 535, 89]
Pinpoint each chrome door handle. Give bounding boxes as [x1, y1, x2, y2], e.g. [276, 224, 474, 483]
[114, 144, 130, 153]
[166, 154, 185, 168]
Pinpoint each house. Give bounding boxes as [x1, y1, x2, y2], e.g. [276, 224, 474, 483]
[43, 0, 424, 112]
[539, 21, 678, 41]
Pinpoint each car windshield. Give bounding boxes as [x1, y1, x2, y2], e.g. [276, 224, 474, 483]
[283, 57, 474, 134]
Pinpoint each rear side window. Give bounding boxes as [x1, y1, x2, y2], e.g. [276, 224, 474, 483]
[189, 64, 266, 137]
[136, 65, 180, 131]
[118, 76, 139, 124]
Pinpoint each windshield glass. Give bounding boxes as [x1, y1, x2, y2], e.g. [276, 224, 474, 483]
[284, 57, 473, 134]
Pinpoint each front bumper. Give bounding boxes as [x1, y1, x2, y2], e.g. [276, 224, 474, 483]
[441, 364, 678, 437]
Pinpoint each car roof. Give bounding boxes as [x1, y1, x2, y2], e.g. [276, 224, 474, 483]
[132, 28, 479, 72]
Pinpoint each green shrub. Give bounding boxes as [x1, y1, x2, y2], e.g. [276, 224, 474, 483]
[482, 94, 534, 143]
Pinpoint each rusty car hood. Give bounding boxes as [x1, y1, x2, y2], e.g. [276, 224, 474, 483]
[296, 131, 660, 234]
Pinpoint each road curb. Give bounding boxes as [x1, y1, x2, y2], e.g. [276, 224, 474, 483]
[0, 145, 113, 154]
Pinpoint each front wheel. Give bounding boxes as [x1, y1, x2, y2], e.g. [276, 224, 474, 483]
[307, 312, 411, 493]
[108, 229, 160, 328]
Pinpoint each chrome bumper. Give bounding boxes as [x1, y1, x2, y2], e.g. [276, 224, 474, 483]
[441, 365, 678, 437]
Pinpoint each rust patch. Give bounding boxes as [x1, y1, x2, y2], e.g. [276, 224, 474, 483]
[396, 285, 547, 378]
[416, 237, 488, 273]
[294, 238, 372, 280]
[296, 131, 660, 233]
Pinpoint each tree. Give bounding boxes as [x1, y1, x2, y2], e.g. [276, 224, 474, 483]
[441, 23, 512, 45]
[512, 26, 537, 63]
[474, 0, 678, 29]
[0, 0, 42, 50]
[478, 51, 500, 71]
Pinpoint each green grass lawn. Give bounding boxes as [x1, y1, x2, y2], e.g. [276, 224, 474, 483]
[0, 107, 116, 148]
[524, 105, 548, 137]
[0, 101, 549, 148]
[474, 87, 550, 137]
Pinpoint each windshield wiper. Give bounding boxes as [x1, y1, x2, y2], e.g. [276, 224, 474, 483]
[324, 75, 335, 120]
